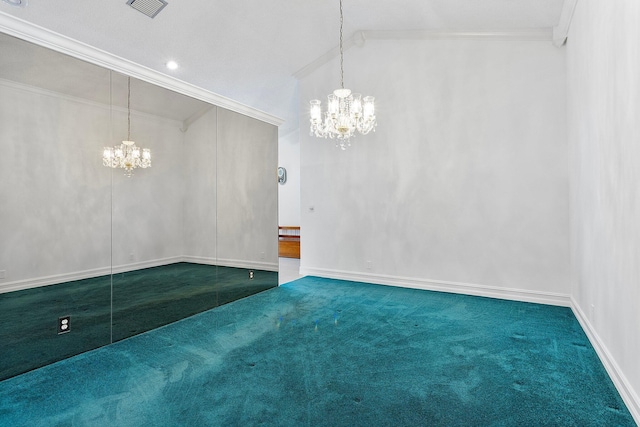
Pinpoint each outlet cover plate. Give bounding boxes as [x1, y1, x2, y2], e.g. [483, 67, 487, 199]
[58, 315, 71, 334]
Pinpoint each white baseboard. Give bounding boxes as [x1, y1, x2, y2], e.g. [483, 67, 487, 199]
[0, 265, 111, 294]
[110, 256, 183, 275]
[215, 257, 278, 272]
[183, 255, 278, 272]
[571, 298, 640, 425]
[0, 257, 184, 294]
[299, 266, 571, 307]
[181, 256, 218, 266]
[0, 256, 278, 294]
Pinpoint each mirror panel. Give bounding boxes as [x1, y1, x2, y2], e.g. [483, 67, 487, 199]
[0, 33, 113, 378]
[216, 108, 279, 298]
[110, 72, 220, 341]
[0, 32, 278, 381]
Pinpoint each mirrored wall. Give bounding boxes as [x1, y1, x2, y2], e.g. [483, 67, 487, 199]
[0, 33, 278, 380]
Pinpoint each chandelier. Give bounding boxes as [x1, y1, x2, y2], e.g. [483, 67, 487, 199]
[309, 0, 376, 150]
[103, 76, 151, 177]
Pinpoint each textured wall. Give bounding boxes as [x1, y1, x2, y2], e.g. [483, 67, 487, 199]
[299, 38, 569, 297]
[567, 0, 640, 415]
[111, 105, 186, 267]
[216, 109, 279, 269]
[183, 107, 218, 260]
[278, 128, 301, 226]
[0, 83, 112, 283]
[0, 80, 186, 286]
[0, 79, 279, 290]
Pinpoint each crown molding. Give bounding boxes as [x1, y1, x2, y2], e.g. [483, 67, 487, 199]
[553, 0, 579, 47]
[362, 28, 553, 41]
[294, 28, 554, 79]
[0, 77, 185, 129]
[0, 12, 284, 127]
[293, 31, 366, 80]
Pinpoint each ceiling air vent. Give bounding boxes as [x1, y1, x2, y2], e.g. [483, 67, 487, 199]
[127, 0, 167, 19]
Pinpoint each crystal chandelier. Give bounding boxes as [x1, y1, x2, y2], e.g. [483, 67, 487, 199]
[309, 0, 376, 150]
[103, 76, 151, 177]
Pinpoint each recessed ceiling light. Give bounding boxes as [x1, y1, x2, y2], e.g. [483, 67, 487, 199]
[166, 61, 178, 70]
[2, 0, 24, 6]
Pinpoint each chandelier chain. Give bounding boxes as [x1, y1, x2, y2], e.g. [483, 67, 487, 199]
[127, 76, 131, 141]
[339, 0, 344, 89]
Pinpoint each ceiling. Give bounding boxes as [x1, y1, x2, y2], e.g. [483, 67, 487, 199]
[0, 0, 567, 134]
[0, 32, 210, 123]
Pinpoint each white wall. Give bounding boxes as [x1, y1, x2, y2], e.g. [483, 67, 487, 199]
[0, 82, 112, 285]
[299, 38, 569, 303]
[183, 107, 218, 261]
[0, 74, 281, 293]
[0, 80, 188, 289]
[184, 107, 280, 270]
[111, 104, 186, 268]
[216, 108, 279, 270]
[278, 128, 301, 227]
[567, 0, 640, 420]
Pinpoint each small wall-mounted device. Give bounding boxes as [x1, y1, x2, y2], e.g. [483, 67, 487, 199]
[277, 167, 287, 185]
[1, 0, 27, 7]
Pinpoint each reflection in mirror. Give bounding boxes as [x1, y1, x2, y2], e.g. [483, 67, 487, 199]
[215, 108, 279, 300]
[110, 70, 212, 341]
[0, 32, 113, 379]
[0, 32, 278, 381]
[109, 73, 279, 343]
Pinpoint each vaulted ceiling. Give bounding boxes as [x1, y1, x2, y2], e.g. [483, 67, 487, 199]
[0, 0, 568, 134]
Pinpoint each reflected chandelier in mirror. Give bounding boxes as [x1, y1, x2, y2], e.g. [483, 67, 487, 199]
[103, 76, 151, 177]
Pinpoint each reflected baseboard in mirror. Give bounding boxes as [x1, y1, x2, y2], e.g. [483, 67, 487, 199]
[0, 262, 277, 381]
[111, 263, 277, 342]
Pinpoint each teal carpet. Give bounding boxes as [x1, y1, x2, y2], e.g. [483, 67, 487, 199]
[0, 277, 635, 426]
[0, 263, 277, 381]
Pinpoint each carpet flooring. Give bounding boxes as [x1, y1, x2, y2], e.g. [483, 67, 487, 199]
[0, 263, 277, 381]
[0, 277, 635, 426]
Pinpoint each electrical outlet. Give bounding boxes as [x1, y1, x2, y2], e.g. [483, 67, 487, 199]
[365, 261, 373, 270]
[58, 316, 70, 334]
[129, 253, 135, 262]
[0, 270, 5, 279]
[249, 270, 254, 280]
[260, 252, 265, 260]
